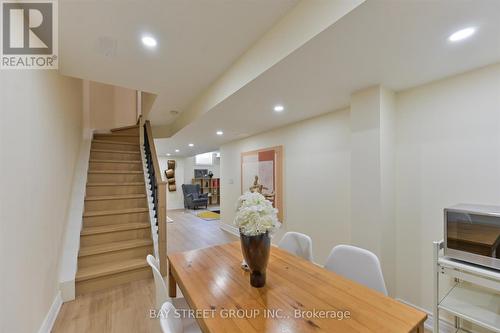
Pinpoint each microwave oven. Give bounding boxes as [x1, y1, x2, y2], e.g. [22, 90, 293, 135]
[444, 204, 500, 270]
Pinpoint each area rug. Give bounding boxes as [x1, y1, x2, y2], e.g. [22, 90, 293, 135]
[196, 211, 221, 221]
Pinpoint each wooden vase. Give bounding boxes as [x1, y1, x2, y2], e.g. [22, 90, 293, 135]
[240, 231, 270, 288]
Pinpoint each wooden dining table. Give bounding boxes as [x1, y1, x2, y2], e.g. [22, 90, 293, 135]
[167, 241, 426, 333]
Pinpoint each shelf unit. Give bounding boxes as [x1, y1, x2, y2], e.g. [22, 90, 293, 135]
[192, 178, 220, 206]
[433, 240, 500, 333]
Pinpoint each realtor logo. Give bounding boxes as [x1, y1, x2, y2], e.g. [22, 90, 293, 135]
[1, 0, 58, 69]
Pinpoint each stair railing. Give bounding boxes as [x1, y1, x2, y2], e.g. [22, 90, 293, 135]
[143, 120, 168, 276]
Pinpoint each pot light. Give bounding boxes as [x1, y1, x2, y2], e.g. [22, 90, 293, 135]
[274, 105, 284, 112]
[141, 35, 157, 48]
[216, 130, 224, 136]
[166, 153, 171, 156]
[448, 27, 476, 42]
[188, 143, 194, 147]
[175, 149, 180, 153]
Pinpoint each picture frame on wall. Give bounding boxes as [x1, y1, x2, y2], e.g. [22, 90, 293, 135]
[241, 146, 283, 222]
[194, 169, 208, 178]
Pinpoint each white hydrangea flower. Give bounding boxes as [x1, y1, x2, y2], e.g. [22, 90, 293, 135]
[234, 191, 280, 236]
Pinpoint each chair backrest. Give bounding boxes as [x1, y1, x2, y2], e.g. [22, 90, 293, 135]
[324, 245, 388, 295]
[147, 254, 169, 309]
[160, 302, 183, 333]
[278, 231, 314, 262]
[181, 184, 200, 196]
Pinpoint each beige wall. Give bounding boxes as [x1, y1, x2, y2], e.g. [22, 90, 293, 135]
[0, 71, 83, 333]
[220, 109, 352, 264]
[395, 63, 500, 311]
[89, 81, 137, 130]
[220, 63, 500, 315]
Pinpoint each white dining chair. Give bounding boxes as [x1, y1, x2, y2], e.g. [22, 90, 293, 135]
[278, 231, 314, 262]
[146, 255, 188, 309]
[160, 301, 201, 333]
[324, 244, 388, 295]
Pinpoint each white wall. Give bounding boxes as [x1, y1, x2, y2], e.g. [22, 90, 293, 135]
[0, 71, 83, 333]
[220, 109, 351, 264]
[395, 63, 500, 311]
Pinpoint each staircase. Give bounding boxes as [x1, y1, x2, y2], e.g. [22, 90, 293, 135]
[76, 125, 154, 295]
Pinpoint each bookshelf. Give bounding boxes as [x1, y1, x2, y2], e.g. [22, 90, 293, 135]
[192, 177, 220, 206]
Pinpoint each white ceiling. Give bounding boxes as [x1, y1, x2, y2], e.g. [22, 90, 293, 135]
[59, 0, 299, 125]
[155, 0, 500, 157]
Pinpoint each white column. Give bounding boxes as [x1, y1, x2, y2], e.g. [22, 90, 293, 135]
[350, 85, 396, 294]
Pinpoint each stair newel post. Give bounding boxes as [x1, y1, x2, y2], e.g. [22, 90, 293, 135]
[157, 182, 167, 276]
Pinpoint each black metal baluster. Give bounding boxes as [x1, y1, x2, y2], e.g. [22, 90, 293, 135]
[144, 123, 159, 230]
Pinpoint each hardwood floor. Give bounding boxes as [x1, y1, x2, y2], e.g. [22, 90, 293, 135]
[52, 211, 431, 333]
[167, 209, 236, 253]
[52, 209, 237, 333]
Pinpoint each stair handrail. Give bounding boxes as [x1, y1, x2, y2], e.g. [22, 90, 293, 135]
[142, 119, 168, 276]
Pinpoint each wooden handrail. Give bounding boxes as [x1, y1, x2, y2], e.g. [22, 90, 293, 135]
[144, 121, 166, 186]
[143, 120, 168, 276]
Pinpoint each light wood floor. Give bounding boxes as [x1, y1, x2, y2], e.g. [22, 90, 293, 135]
[52, 209, 237, 333]
[52, 211, 431, 333]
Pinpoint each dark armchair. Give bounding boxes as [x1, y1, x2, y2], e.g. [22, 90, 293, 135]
[182, 184, 209, 209]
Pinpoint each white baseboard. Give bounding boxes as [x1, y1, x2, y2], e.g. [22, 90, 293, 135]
[38, 291, 62, 333]
[219, 222, 240, 237]
[396, 298, 456, 333]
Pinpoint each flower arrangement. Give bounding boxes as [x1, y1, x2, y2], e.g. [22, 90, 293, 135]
[234, 191, 280, 236]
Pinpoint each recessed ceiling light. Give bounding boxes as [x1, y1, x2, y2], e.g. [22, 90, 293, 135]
[216, 130, 224, 136]
[141, 35, 157, 48]
[166, 153, 171, 156]
[448, 27, 476, 42]
[175, 149, 180, 153]
[274, 105, 284, 112]
[188, 143, 194, 147]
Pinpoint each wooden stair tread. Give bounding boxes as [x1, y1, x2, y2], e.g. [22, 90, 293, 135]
[94, 133, 138, 138]
[90, 159, 142, 164]
[91, 149, 140, 154]
[81, 222, 150, 236]
[77, 125, 151, 294]
[88, 170, 143, 174]
[111, 124, 139, 132]
[76, 258, 148, 281]
[79, 239, 153, 257]
[83, 207, 149, 217]
[92, 140, 139, 146]
[86, 182, 144, 187]
[85, 194, 146, 201]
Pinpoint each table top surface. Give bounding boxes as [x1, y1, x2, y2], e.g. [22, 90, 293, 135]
[167, 241, 426, 333]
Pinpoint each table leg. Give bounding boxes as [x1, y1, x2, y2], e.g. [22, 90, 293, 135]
[168, 261, 177, 297]
[410, 322, 425, 333]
